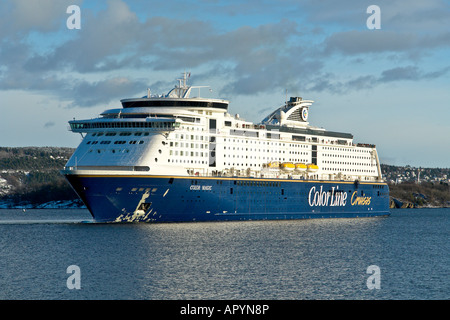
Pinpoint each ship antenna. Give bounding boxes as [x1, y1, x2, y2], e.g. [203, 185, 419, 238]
[179, 71, 189, 88]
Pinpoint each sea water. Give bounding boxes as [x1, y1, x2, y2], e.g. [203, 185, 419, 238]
[0, 208, 448, 300]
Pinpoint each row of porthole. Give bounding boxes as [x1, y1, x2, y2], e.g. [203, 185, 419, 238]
[87, 140, 145, 145]
[88, 149, 130, 154]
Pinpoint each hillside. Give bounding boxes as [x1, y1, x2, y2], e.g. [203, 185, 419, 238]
[0, 147, 449, 208]
[0, 147, 83, 208]
[381, 164, 449, 185]
[380, 164, 450, 208]
[389, 182, 450, 208]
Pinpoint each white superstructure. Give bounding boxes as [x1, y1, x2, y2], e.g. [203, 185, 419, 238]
[66, 73, 383, 182]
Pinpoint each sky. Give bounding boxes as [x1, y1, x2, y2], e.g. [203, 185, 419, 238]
[0, 0, 449, 168]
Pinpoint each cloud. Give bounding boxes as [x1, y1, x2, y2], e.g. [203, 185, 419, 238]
[345, 75, 378, 90]
[23, 0, 140, 74]
[44, 121, 55, 128]
[68, 77, 148, 108]
[303, 0, 450, 60]
[305, 65, 450, 94]
[0, 0, 449, 109]
[8, 0, 301, 74]
[324, 30, 418, 55]
[0, 0, 310, 104]
[323, 29, 450, 57]
[299, 0, 450, 31]
[379, 65, 450, 83]
[379, 66, 420, 82]
[0, 0, 81, 38]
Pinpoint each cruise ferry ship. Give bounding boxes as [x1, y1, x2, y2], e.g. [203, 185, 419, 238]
[62, 73, 390, 222]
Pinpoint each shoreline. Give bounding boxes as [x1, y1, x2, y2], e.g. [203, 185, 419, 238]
[0, 199, 86, 210]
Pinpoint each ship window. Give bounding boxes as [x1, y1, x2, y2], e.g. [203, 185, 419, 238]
[209, 119, 217, 130]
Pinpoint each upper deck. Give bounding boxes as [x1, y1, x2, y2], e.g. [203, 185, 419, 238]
[121, 72, 229, 110]
[120, 98, 229, 110]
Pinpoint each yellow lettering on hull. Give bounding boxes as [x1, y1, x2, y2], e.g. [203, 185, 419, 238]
[351, 191, 371, 206]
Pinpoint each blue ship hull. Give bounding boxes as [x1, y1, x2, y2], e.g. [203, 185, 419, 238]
[64, 174, 390, 222]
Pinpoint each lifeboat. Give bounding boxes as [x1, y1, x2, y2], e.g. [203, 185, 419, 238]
[307, 164, 319, 172]
[267, 162, 280, 170]
[295, 163, 307, 172]
[281, 162, 295, 171]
